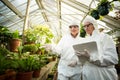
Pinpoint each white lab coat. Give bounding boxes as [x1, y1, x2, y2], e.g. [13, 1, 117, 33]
[82, 30, 118, 80]
[53, 34, 82, 77]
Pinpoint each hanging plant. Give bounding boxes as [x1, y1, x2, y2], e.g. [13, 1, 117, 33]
[90, 0, 117, 20]
[113, 0, 120, 1]
[97, 0, 114, 16]
[90, 9, 100, 20]
[97, 2, 110, 16]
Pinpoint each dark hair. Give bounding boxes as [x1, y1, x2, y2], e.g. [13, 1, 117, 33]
[69, 25, 79, 28]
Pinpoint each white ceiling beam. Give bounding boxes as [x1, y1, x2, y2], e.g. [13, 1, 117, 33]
[36, 0, 48, 22]
[1, 0, 24, 18]
[36, 0, 52, 28]
[57, 0, 62, 37]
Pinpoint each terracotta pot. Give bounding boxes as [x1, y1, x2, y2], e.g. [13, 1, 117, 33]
[52, 57, 56, 61]
[9, 39, 21, 52]
[32, 70, 41, 78]
[47, 57, 53, 62]
[16, 71, 33, 80]
[5, 70, 16, 80]
[36, 49, 42, 55]
[0, 74, 6, 80]
[53, 71, 58, 80]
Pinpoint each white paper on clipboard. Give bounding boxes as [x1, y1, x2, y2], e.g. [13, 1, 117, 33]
[73, 41, 98, 54]
[73, 41, 98, 64]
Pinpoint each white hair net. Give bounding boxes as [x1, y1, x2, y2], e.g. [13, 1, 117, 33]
[69, 21, 79, 27]
[83, 16, 98, 30]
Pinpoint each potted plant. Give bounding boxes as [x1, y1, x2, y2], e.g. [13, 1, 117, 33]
[24, 24, 54, 45]
[5, 57, 18, 80]
[0, 26, 12, 49]
[97, 1, 110, 16]
[90, 9, 100, 20]
[9, 30, 21, 52]
[0, 47, 20, 80]
[0, 47, 13, 80]
[0, 54, 8, 80]
[36, 43, 42, 55]
[15, 55, 35, 80]
[22, 44, 38, 54]
[24, 29, 37, 44]
[32, 55, 45, 78]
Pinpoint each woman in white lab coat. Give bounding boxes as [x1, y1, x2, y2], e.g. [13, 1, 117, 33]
[79, 16, 118, 80]
[51, 23, 82, 80]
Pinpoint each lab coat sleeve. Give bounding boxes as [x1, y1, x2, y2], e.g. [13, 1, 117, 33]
[52, 36, 65, 55]
[96, 34, 118, 66]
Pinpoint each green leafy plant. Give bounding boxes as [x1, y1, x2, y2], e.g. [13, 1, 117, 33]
[0, 47, 10, 56]
[9, 30, 21, 52]
[97, 1, 111, 16]
[89, 0, 117, 20]
[11, 30, 20, 39]
[32, 55, 46, 70]
[0, 55, 9, 75]
[0, 26, 12, 48]
[24, 24, 54, 45]
[16, 55, 35, 72]
[34, 25, 54, 44]
[80, 23, 86, 37]
[0, 47, 12, 75]
[90, 9, 100, 20]
[22, 44, 38, 54]
[24, 29, 37, 43]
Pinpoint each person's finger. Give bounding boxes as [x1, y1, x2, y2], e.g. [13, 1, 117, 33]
[76, 53, 81, 56]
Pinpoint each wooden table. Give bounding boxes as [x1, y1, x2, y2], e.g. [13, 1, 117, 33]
[32, 60, 57, 80]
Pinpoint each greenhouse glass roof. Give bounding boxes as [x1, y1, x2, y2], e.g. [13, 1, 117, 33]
[0, 0, 120, 37]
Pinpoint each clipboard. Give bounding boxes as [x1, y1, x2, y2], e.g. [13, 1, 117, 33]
[73, 41, 98, 54]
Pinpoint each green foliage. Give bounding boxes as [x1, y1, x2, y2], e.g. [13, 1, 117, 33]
[89, 0, 117, 20]
[80, 23, 86, 37]
[97, 2, 110, 16]
[0, 26, 12, 47]
[24, 29, 37, 43]
[35, 43, 41, 49]
[7, 52, 19, 60]
[90, 9, 100, 20]
[0, 48, 12, 75]
[24, 24, 54, 44]
[14, 54, 47, 72]
[22, 44, 38, 54]
[33, 25, 54, 44]
[0, 47, 10, 56]
[100, 0, 108, 3]
[11, 30, 20, 39]
[32, 55, 46, 70]
[0, 54, 9, 75]
[16, 55, 35, 72]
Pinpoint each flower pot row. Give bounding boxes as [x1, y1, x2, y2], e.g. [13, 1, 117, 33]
[0, 69, 41, 80]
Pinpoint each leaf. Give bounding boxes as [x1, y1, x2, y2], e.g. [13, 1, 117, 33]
[90, 9, 100, 20]
[80, 23, 86, 37]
